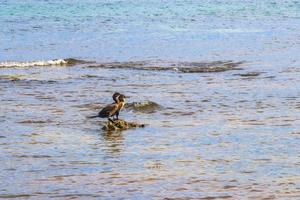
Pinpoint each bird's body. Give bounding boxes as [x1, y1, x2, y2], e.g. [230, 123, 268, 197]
[98, 102, 119, 121]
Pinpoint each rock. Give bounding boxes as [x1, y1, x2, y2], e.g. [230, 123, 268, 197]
[234, 72, 262, 77]
[125, 101, 162, 113]
[102, 119, 145, 131]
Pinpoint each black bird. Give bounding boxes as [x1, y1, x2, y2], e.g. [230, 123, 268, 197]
[88, 93, 126, 122]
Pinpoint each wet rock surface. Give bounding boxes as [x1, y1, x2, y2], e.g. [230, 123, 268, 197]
[102, 119, 145, 131]
[125, 101, 162, 113]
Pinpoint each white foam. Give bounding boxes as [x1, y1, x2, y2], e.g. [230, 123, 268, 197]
[0, 59, 68, 67]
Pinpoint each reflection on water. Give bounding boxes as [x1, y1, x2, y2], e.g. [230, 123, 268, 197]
[101, 131, 125, 156]
[0, 60, 300, 199]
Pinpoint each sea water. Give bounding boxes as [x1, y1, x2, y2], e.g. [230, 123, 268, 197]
[1, 1, 300, 199]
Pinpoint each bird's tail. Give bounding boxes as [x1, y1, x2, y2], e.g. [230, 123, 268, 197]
[87, 115, 99, 119]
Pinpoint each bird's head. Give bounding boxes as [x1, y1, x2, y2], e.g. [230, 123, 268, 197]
[112, 92, 121, 102]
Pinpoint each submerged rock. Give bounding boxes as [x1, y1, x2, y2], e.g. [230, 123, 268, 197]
[235, 72, 262, 77]
[125, 101, 162, 113]
[87, 60, 244, 73]
[102, 119, 145, 131]
[178, 61, 244, 73]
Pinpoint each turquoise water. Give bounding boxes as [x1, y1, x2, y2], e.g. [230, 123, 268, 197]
[1, 1, 300, 199]
[1, 0, 300, 63]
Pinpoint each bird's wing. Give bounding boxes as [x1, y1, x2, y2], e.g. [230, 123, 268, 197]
[98, 103, 118, 117]
[108, 104, 119, 117]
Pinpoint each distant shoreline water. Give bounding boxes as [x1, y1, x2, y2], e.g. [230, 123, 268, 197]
[1, 0, 300, 65]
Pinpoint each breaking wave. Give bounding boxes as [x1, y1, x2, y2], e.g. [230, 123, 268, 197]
[0, 58, 92, 68]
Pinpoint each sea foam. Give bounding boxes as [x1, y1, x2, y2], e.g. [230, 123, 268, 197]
[0, 59, 68, 67]
[0, 58, 91, 68]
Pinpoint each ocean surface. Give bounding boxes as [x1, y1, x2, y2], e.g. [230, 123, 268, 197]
[1, 0, 300, 199]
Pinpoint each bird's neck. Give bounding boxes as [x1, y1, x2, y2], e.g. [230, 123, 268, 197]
[118, 101, 125, 109]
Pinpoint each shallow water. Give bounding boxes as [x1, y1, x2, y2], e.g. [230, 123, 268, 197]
[1, 61, 300, 199]
[1, 0, 300, 199]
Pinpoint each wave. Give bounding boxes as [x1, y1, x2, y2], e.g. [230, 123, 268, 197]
[0, 58, 244, 73]
[0, 58, 92, 68]
[88, 60, 244, 73]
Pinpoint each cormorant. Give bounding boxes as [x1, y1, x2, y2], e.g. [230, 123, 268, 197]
[88, 93, 126, 122]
